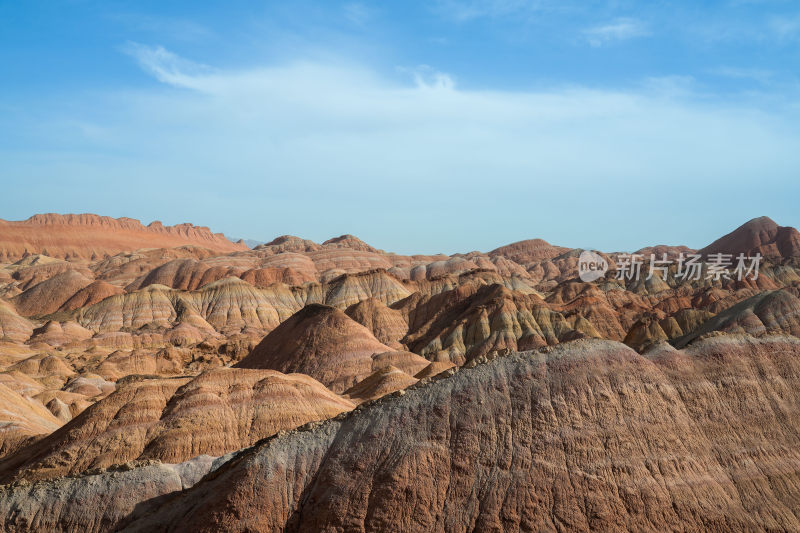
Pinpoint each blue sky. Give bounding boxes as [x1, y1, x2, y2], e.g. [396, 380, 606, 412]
[1, 0, 799, 254]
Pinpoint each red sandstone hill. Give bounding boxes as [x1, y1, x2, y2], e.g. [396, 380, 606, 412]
[0, 214, 247, 261]
[236, 304, 428, 393]
[489, 238, 569, 264]
[700, 216, 800, 258]
[0, 368, 353, 484]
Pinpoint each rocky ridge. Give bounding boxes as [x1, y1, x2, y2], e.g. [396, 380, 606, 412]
[0, 213, 246, 261]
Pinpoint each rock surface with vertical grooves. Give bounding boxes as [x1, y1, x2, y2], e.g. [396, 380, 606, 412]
[0, 368, 353, 484]
[114, 335, 800, 532]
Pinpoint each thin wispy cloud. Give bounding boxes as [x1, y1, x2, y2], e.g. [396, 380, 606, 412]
[640, 75, 697, 97]
[122, 43, 214, 90]
[685, 11, 800, 46]
[343, 3, 373, 25]
[583, 18, 650, 47]
[768, 13, 800, 41]
[4, 0, 800, 251]
[711, 66, 774, 84]
[7, 44, 795, 252]
[398, 65, 456, 90]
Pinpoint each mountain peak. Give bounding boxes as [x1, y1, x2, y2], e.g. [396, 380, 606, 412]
[700, 217, 800, 258]
[322, 234, 380, 253]
[235, 304, 393, 392]
[489, 238, 569, 264]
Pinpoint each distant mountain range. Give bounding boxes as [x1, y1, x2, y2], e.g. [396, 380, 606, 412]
[224, 236, 265, 249]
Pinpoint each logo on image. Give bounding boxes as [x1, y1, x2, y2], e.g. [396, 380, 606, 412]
[578, 250, 608, 282]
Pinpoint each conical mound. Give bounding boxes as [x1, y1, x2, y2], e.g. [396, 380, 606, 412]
[236, 304, 395, 392]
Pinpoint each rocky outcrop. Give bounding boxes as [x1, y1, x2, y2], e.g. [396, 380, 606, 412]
[0, 456, 219, 533]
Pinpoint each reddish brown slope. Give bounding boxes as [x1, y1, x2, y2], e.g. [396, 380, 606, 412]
[489, 238, 569, 264]
[59, 280, 125, 311]
[12, 270, 94, 316]
[121, 336, 800, 532]
[236, 304, 428, 392]
[0, 368, 353, 483]
[0, 213, 246, 260]
[700, 216, 800, 258]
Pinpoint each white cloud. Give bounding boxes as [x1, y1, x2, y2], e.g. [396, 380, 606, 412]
[583, 18, 650, 47]
[4, 45, 799, 253]
[122, 42, 214, 90]
[398, 65, 456, 90]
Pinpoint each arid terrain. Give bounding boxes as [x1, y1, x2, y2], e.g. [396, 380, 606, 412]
[2, 213, 800, 532]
